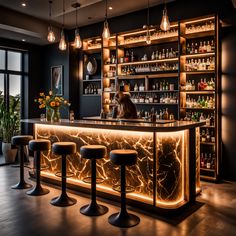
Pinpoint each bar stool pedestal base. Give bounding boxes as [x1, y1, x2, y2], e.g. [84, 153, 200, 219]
[11, 181, 32, 190]
[50, 193, 77, 207]
[80, 202, 108, 216]
[108, 211, 140, 228]
[26, 186, 50, 196]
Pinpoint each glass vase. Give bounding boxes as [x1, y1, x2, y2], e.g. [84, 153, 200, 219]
[51, 107, 61, 123]
[46, 107, 52, 122]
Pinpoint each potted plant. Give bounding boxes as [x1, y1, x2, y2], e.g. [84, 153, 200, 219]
[0, 96, 20, 163]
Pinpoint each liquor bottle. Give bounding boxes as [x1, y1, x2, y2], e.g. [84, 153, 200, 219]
[162, 49, 165, 59]
[203, 41, 207, 52]
[200, 153, 204, 168]
[134, 83, 138, 92]
[211, 131, 215, 143]
[125, 50, 130, 62]
[199, 41, 203, 53]
[206, 154, 211, 169]
[187, 44, 190, 54]
[206, 128, 210, 142]
[199, 113, 205, 122]
[206, 114, 210, 126]
[163, 108, 169, 120]
[206, 41, 211, 52]
[210, 113, 215, 126]
[151, 51, 155, 60]
[166, 49, 169, 58]
[211, 40, 215, 52]
[194, 42, 198, 54]
[201, 129, 206, 142]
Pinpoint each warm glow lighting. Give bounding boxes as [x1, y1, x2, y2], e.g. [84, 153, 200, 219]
[59, 0, 66, 50]
[59, 30, 66, 51]
[47, 1, 55, 43]
[102, 0, 110, 39]
[73, 3, 82, 49]
[21, 2, 26, 7]
[102, 20, 110, 39]
[146, 29, 151, 44]
[160, 7, 170, 31]
[47, 27, 55, 43]
[74, 29, 82, 48]
[108, 6, 113, 10]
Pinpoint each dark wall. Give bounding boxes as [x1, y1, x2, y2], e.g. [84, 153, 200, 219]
[221, 25, 236, 181]
[41, 43, 70, 118]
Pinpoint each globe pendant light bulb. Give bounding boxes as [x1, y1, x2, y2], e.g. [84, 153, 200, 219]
[102, 20, 110, 39]
[74, 29, 82, 48]
[146, 29, 151, 45]
[47, 26, 55, 42]
[59, 30, 66, 51]
[160, 8, 170, 31]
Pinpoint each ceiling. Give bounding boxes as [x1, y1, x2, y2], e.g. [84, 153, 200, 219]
[0, 0, 174, 29]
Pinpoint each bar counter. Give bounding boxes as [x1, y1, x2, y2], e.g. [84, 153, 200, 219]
[22, 118, 205, 211]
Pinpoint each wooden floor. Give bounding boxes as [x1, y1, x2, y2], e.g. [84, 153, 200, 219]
[0, 165, 236, 236]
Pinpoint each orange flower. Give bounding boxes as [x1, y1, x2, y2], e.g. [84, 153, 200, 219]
[50, 101, 55, 107]
[55, 102, 60, 107]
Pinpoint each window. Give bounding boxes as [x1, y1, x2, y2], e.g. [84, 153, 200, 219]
[0, 48, 28, 138]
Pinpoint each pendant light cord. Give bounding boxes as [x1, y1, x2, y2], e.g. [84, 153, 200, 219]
[105, 0, 108, 20]
[62, 0, 65, 29]
[147, 0, 150, 26]
[49, 1, 52, 25]
[76, 6, 78, 29]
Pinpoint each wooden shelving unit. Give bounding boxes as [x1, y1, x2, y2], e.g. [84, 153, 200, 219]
[82, 14, 221, 182]
[179, 15, 220, 181]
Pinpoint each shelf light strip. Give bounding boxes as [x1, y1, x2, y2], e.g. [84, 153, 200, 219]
[185, 16, 215, 25]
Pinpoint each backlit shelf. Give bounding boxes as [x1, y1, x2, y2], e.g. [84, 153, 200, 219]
[181, 107, 215, 110]
[118, 57, 178, 66]
[180, 90, 215, 94]
[182, 52, 215, 58]
[134, 103, 178, 105]
[118, 72, 178, 79]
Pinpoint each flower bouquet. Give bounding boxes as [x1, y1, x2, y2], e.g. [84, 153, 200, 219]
[35, 91, 70, 122]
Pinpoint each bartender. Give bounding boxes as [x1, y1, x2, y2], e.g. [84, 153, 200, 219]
[114, 91, 138, 119]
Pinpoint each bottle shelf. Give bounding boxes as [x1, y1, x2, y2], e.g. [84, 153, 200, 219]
[103, 46, 116, 50]
[118, 57, 178, 66]
[104, 63, 117, 67]
[200, 175, 217, 181]
[134, 103, 178, 105]
[200, 142, 215, 145]
[83, 79, 101, 82]
[200, 167, 216, 172]
[183, 52, 215, 58]
[103, 77, 116, 80]
[182, 107, 215, 110]
[130, 90, 179, 93]
[82, 94, 101, 97]
[118, 36, 178, 49]
[202, 125, 215, 128]
[182, 30, 215, 39]
[180, 90, 215, 94]
[118, 72, 178, 80]
[181, 70, 215, 75]
[83, 47, 102, 54]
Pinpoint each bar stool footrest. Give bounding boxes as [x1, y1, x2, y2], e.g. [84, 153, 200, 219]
[82, 176, 106, 184]
[112, 184, 135, 193]
[55, 171, 74, 178]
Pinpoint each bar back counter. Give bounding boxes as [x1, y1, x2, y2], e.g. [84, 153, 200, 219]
[22, 118, 205, 212]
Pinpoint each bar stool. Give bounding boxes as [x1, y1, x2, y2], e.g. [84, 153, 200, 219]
[50, 142, 77, 207]
[26, 139, 51, 196]
[11, 135, 33, 189]
[108, 149, 140, 228]
[80, 145, 108, 216]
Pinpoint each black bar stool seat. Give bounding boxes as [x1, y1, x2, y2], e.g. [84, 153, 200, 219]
[11, 135, 33, 189]
[80, 145, 108, 216]
[26, 139, 51, 196]
[50, 142, 77, 207]
[108, 149, 140, 228]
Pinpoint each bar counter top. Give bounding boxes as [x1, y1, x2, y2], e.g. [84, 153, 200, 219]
[22, 118, 205, 132]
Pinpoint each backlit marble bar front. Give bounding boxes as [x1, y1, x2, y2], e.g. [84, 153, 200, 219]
[22, 119, 204, 211]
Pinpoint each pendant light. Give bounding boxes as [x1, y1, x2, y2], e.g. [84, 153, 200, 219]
[73, 2, 82, 49]
[160, 0, 170, 31]
[102, 0, 110, 39]
[145, 0, 151, 45]
[47, 1, 55, 42]
[59, 0, 66, 51]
